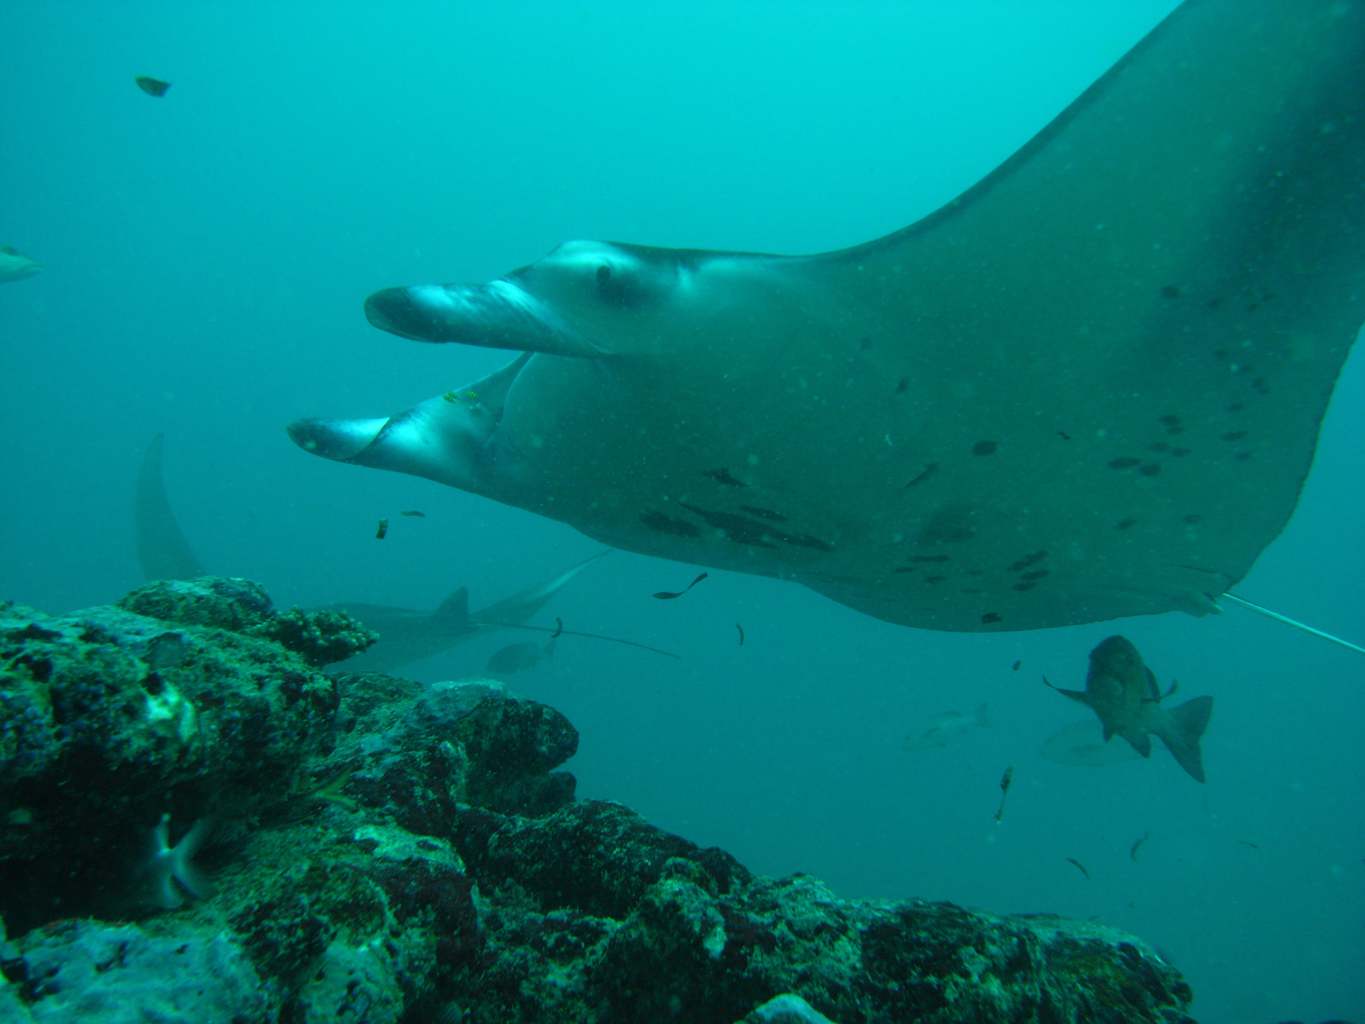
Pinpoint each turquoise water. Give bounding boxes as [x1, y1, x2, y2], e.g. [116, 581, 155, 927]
[2, 3, 1361, 1020]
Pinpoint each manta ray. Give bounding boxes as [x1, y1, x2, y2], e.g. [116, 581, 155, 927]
[289, 0, 1364, 632]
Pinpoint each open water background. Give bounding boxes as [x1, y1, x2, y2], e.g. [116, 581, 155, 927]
[2, 3, 1362, 1020]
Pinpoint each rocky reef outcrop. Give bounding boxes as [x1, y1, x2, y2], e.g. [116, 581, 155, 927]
[0, 578, 1195, 1022]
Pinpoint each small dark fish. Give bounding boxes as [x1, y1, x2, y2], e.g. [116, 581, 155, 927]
[652, 571, 708, 600]
[550, 617, 564, 640]
[1011, 659, 1022, 672]
[993, 765, 1014, 823]
[1130, 832, 1150, 862]
[399, 510, 425, 518]
[1066, 857, 1090, 880]
[1057, 430, 1072, 441]
[736, 622, 745, 646]
[375, 518, 389, 540]
[135, 76, 171, 97]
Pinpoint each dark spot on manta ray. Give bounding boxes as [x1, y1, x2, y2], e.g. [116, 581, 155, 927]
[1183, 514, 1202, 524]
[893, 566, 918, 574]
[640, 510, 701, 538]
[740, 505, 787, 522]
[1013, 582, 1036, 591]
[1221, 430, 1247, 441]
[1227, 401, 1244, 413]
[1148, 441, 1170, 453]
[1057, 430, 1072, 441]
[1206, 296, 1225, 310]
[1234, 451, 1253, 461]
[678, 501, 833, 552]
[895, 377, 909, 395]
[1164, 423, 1185, 436]
[1170, 447, 1191, 457]
[918, 505, 977, 544]
[981, 612, 1002, 625]
[1159, 414, 1182, 426]
[1108, 457, 1141, 470]
[904, 463, 938, 488]
[858, 336, 873, 351]
[924, 575, 946, 584]
[1160, 284, 1182, 299]
[704, 468, 746, 488]
[1019, 569, 1050, 580]
[1138, 463, 1161, 476]
[909, 554, 950, 563]
[972, 440, 998, 456]
[1006, 550, 1048, 572]
[960, 587, 983, 595]
[1115, 517, 1137, 530]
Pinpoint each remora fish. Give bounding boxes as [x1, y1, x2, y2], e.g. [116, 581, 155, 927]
[289, 1, 1365, 634]
[0, 245, 41, 284]
[1045, 636, 1213, 782]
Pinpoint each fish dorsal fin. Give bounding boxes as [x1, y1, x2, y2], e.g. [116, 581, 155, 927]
[135, 433, 207, 581]
[433, 586, 470, 627]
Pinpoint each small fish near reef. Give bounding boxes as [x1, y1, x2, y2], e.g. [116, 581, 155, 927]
[135, 75, 171, 97]
[993, 766, 1014, 823]
[652, 572, 708, 600]
[1045, 636, 1213, 782]
[902, 704, 989, 753]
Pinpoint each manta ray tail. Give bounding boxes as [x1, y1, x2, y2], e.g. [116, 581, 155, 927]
[1156, 695, 1214, 783]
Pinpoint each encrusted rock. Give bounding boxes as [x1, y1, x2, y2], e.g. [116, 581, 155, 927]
[0, 580, 1197, 1023]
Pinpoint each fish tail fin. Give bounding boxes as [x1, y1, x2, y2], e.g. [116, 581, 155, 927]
[1157, 696, 1213, 783]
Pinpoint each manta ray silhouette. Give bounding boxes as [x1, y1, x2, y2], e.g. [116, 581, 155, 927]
[290, 0, 1364, 632]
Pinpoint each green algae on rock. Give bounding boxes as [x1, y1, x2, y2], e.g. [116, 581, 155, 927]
[1, 579, 1196, 1022]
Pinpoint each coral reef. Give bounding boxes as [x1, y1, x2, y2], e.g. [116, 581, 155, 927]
[0, 579, 1195, 1022]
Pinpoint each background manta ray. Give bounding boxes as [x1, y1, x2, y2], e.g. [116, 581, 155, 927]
[290, 0, 1364, 633]
[134, 435, 630, 671]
